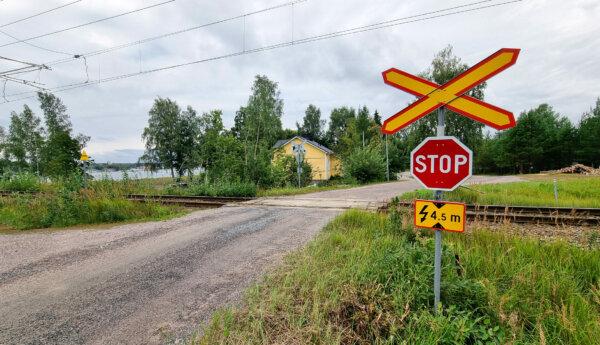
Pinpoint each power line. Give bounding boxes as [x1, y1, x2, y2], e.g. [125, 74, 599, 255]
[0, 29, 73, 56]
[0, 0, 522, 104]
[7, 0, 489, 74]
[43, 0, 308, 68]
[0, 0, 175, 49]
[0, 0, 83, 28]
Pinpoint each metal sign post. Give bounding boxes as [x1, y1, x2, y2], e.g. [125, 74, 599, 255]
[292, 143, 305, 188]
[385, 134, 390, 181]
[433, 107, 445, 314]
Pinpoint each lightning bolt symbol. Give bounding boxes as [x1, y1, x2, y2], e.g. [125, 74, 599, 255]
[419, 205, 428, 222]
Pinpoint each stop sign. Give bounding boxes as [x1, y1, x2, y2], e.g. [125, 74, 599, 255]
[410, 136, 473, 191]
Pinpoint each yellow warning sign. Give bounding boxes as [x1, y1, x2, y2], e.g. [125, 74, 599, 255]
[414, 199, 466, 233]
[80, 150, 89, 161]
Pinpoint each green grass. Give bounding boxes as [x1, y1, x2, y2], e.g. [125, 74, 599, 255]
[0, 175, 184, 231]
[399, 176, 600, 208]
[0, 193, 182, 230]
[164, 181, 258, 197]
[257, 184, 356, 197]
[194, 210, 600, 344]
[0, 172, 42, 192]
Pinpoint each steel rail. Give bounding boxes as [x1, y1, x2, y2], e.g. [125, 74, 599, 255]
[382, 201, 600, 226]
[1, 191, 598, 224]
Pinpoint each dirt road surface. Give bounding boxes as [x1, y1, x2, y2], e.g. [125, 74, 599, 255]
[0, 176, 521, 344]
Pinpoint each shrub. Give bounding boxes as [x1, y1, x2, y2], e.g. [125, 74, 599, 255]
[343, 147, 386, 183]
[0, 174, 181, 230]
[271, 155, 312, 187]
[0, 172, 42, 192]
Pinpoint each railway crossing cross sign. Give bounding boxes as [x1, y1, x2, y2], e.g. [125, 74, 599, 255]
[410, 136, 473, 191]
[381, 48, 520, 134]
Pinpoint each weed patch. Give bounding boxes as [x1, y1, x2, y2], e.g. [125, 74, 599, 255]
[194, 210, 600, 344]
[400, 176, 600, 207]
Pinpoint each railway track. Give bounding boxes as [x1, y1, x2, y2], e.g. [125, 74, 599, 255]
[0, 191, 253, 207]
[124, 194, 255, 207]
[2, 190, 598, 225]
[384, 201, 600, 226]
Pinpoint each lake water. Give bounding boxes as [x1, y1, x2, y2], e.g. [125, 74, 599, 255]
[89, 168, 175, 180]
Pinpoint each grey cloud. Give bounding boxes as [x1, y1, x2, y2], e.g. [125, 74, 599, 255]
[1, 0, 599, 162]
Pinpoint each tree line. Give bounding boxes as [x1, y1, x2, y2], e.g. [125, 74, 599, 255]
[2, 46, 598, 184]
[0, 93, 88, 178]
[141, 46, 600, 187]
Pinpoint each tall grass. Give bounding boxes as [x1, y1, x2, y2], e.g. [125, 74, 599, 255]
[195, 210, 600, 344]
[0, 172, 42, 192]
[0, 174, 182, 230]
[164, 180, 257, 197]
[400, 176, 600, 207]
[257, 184, 356, 197]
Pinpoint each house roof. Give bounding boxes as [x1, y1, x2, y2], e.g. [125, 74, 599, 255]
[272, 136, 335, 155]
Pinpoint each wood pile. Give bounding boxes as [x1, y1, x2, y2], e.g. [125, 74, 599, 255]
[549, 164, 600, 175]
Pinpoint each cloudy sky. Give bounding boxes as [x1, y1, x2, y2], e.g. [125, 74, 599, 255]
[0, 0, 598, 162]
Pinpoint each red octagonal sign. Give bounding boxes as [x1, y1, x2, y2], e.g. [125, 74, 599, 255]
[410, 136, 473, 191]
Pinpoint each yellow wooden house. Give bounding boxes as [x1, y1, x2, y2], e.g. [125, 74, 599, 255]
[273, 136, 342, 181]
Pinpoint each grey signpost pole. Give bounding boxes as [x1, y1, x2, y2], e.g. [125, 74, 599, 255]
[294, 143, 305, 188]
[386, 134, 390, 181]
[433, 106, 445, 314]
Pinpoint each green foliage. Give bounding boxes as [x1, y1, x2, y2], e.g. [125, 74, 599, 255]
[196, 211, 600, 344]
[141, 98, 201, 179]
[271, 155, 312, 187]
[164, 180, 257, 197]
[1, 93, 86, 178]
[325, 106, 356, 152]
[576, 98, 600, 167]
[449, 230, 600, 344]
[343, 146, 386, 183]
[257, 182, 356, 197]
[38, 92, 88, 179]
[197, 110, 225, 178]
[232, 75, 284, 186]
[0, 126, 8, 173]
[296, 104, 325, 142]
[6, 105, 43, 171]
[203, 133, 246, 182]
[399, 176, 600, 208]
[496, 104, 576, 173]
[409, 46, 485, 150]
[0, 174, 180, 230]
[0, 172, 42, 192]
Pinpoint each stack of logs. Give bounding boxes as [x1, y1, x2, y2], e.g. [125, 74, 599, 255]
[546, 164, 600, 175]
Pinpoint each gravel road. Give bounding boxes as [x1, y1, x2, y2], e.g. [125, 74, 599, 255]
[0, 176, 521, 344]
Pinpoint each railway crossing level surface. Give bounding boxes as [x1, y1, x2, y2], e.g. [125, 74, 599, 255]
[380, 48, 520, 313]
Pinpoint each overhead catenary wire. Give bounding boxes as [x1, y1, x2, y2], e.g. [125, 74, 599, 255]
[0, 0, 522, 104]
[0, 0, 83, 28]
[0, 29, 74, 56]
[2, 0, 494, 77]
[42, 0, 309, 68]
[0, 0, 175, 49]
